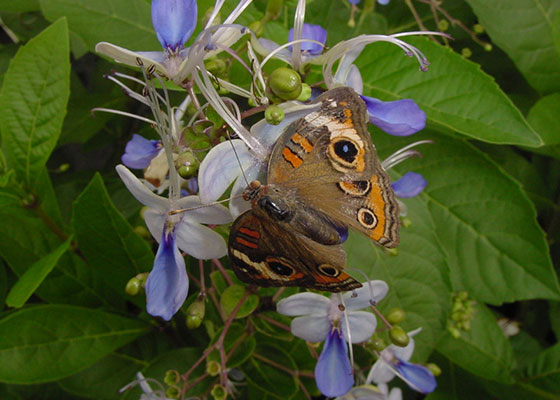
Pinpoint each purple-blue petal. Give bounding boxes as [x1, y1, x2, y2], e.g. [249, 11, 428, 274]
[121, 134, 161, 169]
[392, 172, 427, 198]
[315, 329, 354, 397]
[145, 229, 189, 321]
[152, 0, 197, 51]
[377, 0, 390, 5]
[361, 96, 426, 136]
[289, 24, 327, 55]
[395, 360, 437, 394]
[348, 0, 361, 4]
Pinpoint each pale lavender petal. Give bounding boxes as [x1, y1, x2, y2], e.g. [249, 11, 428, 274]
[116, 164, 167, 210]
[388, 387, 403, 400]
[95, 42, 166, 71]
[122, 134, 161, 169]
[289, 23, 327, 55]
[338, 386, 386, 400]
[174, 196, 233, 225]
[291, 315, 331, 342]
[344, 280, 389, 311]
[256, 38, 293, 64]
[146, 230, 188, 320]
[361, 96, 426, 136]
[277, 292, 330, 316]
[367, 358, 395, 384]
[341, 311, 377, 343]
[348, 0, 360, 4]
[198, 140, 253, 203]
[332, 47, 365, 87]
[174, 220, 227, 259]
[378, 0, 390, 4]
[315, 329, 354, 397]
[395, 360, 436, 393]
[152, 0, 197, 51]
[392, 172, 427, 198]
[144, 208, 166, 243]
[345, 64, 363, 95]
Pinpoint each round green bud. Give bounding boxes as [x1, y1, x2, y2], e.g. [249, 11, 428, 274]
[389, 325, 410, 347]
[268, 67, 302, 100]
[461, 47, 472, 58]
[248, 97, 258, 108]
[457, 291, 469, 301]
[347, 17, 356, 29]
[166, 386, 180, 399]
[134, 225, 151, 239]
[448, 325, 461, 339]
[57, 163, 70, 173]
[175, 151, 200, 179]
[125, 277, 141, 296]
[207, 360, 221, 377]
[205, 58, 228, 77]
[401, 217, 412, 228]
[438, 19, 449, 31]
[296, 83, 312, 102]
[136, 272, 149, 287]
[164, 370, 181, 385]
[473, 24, 485, 34]
[386, 308, 406, 325]
[211, 384, 227, 400]
[186, 299, 206, 330]
[370, 335, 387, 352]
[484, 43, 493, 52]
[427, 363, 442, 376]
[248, 20, 264, 37]
[264, 105, 285, 125]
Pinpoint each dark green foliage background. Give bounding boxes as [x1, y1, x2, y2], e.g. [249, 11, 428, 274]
[0, 0, 559, 399]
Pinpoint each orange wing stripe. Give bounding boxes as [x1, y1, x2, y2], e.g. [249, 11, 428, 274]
[236, 237, 258, 249]
[291, 133, 314, 153]
[282, 147, 303, 168]
[369, 176, 386, 241]
[239, 227, 260, 239]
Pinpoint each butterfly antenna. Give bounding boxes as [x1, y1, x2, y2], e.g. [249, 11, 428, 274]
[168, 195, 243, 215]
[224, 129, 251, 187]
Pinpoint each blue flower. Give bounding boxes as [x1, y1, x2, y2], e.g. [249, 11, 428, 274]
[315, 329, 354, 397]
[361, 96, 426, 137]
[151, 0, 197, 52]
[288, 24, 327, 55]
[391, 172, 427, 198]
[122, 134, 162, 169]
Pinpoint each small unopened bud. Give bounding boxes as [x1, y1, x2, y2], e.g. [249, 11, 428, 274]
[427, 363, 442, 376]
[484, 43, 493, 52]
[268, 67, 302, 100]
[296, 83, 312, 102]
[211, 384, 227, 400]
[264, 105, 285, 125]
[438, 19, 449, 31]
[175, 151, 200, 179]
[125, 277, 141, 296]
[386, 308, 406, 325]
[166, 386, 180, 399]
[461, 47, 472, 58]
[205, 58, 228, 77]
[370, 335, 387, 352]
[401, 217, 412, 228]
[164, 370, 181, 385]
[207, 360, 221, 376]
[186, 299, 206, 329]
[473, 24, 484, 34]
[248, 20, 264, 37]
[389, 325, 410, 347]
[134, 226, 150, 239]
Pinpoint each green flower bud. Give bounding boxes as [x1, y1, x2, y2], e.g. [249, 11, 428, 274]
[264, 105, 285, 125]
[207, 360, 221, 377]
[56, 163, 70, 173]
[347, 17, 356, 29]
[401, 217, 412, 228]
[461, 47, 472, 58]
[175, 151, 200, 179]
[268, 67, 302, 100]
[473, 24, 485, 34]
[21, 193, 37, 208]
[205, 58, 228, 77]
[389, 325, 410, 347]
[448, 325, 461, 339]
[248, 97, 258, 108]
[136, 272, 149, 287]
[186, 299, 206, 330]
[248, 20, 264, 37]
[438, 19, 449, 31]
[427, 363, 442, 376]
[484, 43, 493, 52]
[164, 370, 181, 385]
[211, 384, 227, 400]
[166, 386, 180, 399]
[125, 277, 141, 296]
[370, 335, 387, 352]
[134, 225, 151, 239]
[386, 308, 406, 325]
[296, 83, 312, 102]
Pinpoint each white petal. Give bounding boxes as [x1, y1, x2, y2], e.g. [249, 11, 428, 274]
[290, 315, 330, 342]
[174, 220, 227, 259]
[229, 160, 265, 219]
[344, 280, 389, 311]
[95, 42, 167, 73]
[388, 387, 403, 400]
[174, 196, 233, 225]
[341, 311, 377, 343]
[333, 45, 365, 87]
[116, 165, 167, 210]
[144, 208, 165, 243]
[366, 358, 395, 384]
[198, 140, 253, 203]
[277, 292, 330, 316]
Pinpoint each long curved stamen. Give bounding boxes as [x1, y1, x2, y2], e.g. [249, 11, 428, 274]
[261, 39, 326, 68]
[291, 0, 306, 70]
[382, 140, 433, 170]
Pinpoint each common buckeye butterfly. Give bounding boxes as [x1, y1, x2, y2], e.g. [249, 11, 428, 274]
[228, 87, 399, 292]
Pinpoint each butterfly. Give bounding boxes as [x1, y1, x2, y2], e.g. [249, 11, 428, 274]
[228, 86, 400, 292]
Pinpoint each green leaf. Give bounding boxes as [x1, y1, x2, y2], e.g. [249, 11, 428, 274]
[358, 38, 542, 147]
[526, 93, 560, 159]
[220, 284, 259, 319]
[209, 322, 256, 367]
[5, 237, 72, 308]
[243, 343, 299, 399]
[520, 343, 560, 397]
[58, 353, 147, 400]
[0, 305, 150, 383]
[72, 173, 154, 305]
[0, 18, 70, 186]
[379, 132, 560, 304]
[252, 312, 294, 341]
[551, 302, 560, 340]
[465, 0, 560, 94]
[0, 0, 39, 12]
[39, 0, 159, 53]
[438, 303, 515, 383]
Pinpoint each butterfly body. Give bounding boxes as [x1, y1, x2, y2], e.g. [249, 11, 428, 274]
[228, 87, 400, 292]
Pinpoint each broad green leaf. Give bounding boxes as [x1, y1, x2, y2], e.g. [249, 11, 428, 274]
[0, 305, 150, 383]
[0, 19, 70, 186]
[243, 343, 299, 399]
[39, 0, 159, 53]
[72, 173, 154, 305]
[438, 303, 515, 383]
[252, 312, 294, 341]
[377, 132, 560, 304]
[465, 0, 560, 94]
[0, 0, 39, 12]
[220, 284, 259, 319]
[358, 38, 542, 147]
[58, 353, 147, 400]
[526, 93, 560, 159]
[0, 261, 7, 310]
[5, 237, 72, 308]
[208, 322, 256, 367]
[521, 343, 560, 396]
